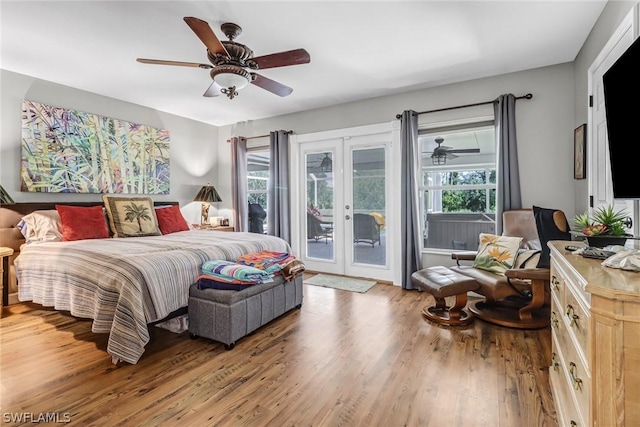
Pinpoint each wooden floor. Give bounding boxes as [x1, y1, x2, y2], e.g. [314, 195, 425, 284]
[0, 275, 557, 426]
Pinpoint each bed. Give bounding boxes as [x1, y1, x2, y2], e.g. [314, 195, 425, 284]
[0, 202, 292, 364]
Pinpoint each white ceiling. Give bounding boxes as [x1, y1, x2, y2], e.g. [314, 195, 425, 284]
[0, 1, 607, 127]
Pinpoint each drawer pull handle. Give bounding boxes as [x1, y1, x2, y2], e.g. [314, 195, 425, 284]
[551, 352, 559, 371]
[551, 275, 560, 291]
[569, 362, 583, 391]
[551, 311, 559, 329]
[566, 304, 580, 328]
[570, 421, 577, 427]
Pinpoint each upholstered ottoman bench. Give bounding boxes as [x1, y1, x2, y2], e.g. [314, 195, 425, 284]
[411, 266, 479, 326]
[188, 273, 303, 349]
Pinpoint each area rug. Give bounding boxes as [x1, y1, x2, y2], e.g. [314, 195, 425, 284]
[304, 274, 376, 293]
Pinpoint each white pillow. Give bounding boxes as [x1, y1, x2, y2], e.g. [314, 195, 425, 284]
[18, 210, 63, 243]
[473, 233, 523, 276]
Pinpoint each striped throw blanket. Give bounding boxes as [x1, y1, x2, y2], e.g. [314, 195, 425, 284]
[201, 260, 274, 284]
[236, 250, 295, 274]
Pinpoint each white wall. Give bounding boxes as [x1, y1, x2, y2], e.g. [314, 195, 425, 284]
[0, 69, 219, 224]
[216, 63, 577, 267]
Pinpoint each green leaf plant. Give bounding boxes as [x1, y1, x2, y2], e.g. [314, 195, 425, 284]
[573, 205, 629, 236]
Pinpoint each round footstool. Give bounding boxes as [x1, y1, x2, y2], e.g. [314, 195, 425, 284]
[411, 266, 479, 326]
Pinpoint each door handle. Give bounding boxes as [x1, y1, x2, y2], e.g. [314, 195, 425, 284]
[345, 215, 351, 220]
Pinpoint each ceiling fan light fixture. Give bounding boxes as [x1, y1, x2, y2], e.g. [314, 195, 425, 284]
[432, 153, 447, 165]
[210, 65, 251, 99]
[320, 153, 332, 173]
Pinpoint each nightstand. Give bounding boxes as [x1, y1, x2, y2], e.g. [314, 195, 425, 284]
[1, 247, 14, 307]
[193, 225, 235, 232]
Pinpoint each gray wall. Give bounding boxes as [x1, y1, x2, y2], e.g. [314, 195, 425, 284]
[0, 69, 219, 224]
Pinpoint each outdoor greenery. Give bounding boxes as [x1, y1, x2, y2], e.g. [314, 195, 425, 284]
[248, 171, 268, 211]
[306, 171, 386, 212]
[441, 170, 496, 212]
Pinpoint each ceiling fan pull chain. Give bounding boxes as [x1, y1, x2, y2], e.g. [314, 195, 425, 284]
[220, 87, 239, 99]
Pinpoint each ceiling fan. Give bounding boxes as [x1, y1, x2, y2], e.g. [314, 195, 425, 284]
[137, 17, 310, 99]
[430, 137, 480, 165]
[307, 153, 333, 173]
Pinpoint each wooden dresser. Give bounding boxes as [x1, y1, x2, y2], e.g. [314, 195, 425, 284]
[549, 241, 640, 426]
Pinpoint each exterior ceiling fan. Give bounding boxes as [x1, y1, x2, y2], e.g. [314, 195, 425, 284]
[430, 137, 480, 165]
[137, 17, 310, 99]
[307, 153, 333, 173]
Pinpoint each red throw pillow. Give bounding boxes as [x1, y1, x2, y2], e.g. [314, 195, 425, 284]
[55, 205, 110, 241]
[155, 205, 190, 235]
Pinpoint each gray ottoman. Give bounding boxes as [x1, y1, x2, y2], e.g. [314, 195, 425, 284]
[188, 273, 303, 349]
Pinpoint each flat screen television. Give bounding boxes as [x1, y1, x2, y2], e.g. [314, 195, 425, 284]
[602, 35, 640, 199]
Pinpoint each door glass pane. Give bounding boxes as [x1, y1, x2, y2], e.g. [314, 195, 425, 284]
[305, 152, 334, 260]
[352, 147, 386, 266]
[247, 151, 269, 234]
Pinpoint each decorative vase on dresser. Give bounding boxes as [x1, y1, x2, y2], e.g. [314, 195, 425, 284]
[549, 240, 640, 426]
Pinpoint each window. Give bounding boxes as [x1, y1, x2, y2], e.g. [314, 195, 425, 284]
[419, 122, 496, 251]
[247, 149, 269, 232]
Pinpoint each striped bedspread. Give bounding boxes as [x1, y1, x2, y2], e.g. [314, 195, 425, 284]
[14, 230, 291, 364]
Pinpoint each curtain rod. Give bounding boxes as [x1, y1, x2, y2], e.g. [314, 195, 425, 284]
[395, 93, 533, 119]
[226, 130, 293, 143]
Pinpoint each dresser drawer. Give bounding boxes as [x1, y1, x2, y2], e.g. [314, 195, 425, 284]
[554, 317, 591, 422]
[563, 284, 590, 367]
[550, 293, 563, 335]
[551, 333, 585, 427]
[550, 265, 564, 304]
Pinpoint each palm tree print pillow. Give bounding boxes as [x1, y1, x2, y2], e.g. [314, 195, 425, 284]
[473, 233, 523, 276]
[102, 195, 161, 238]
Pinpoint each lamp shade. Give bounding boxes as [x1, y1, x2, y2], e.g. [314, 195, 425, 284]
[194, 184, 222, 203]
[0, 185, 15, 204]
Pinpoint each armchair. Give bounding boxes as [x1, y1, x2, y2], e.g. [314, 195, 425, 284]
[307, 212, 332, 243]
[450, 208, 570, 329]
[353, 213, 381, 247]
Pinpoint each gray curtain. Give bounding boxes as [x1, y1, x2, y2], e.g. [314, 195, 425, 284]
[400, 110, 423, 289]
[267, 130, 291, 243]
[231, 136, 248, 232]
[494, 94, 522, 234]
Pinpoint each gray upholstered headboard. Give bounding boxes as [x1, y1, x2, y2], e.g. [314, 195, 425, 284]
[0, 201, 179, 306]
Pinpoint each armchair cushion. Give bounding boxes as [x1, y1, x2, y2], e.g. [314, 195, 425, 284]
[472, 233, 523, 276]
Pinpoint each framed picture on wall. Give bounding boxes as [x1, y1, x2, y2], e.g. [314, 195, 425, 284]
[574, 124, 586, 180]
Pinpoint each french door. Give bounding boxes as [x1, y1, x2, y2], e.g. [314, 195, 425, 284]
[291, 124, 398, 282]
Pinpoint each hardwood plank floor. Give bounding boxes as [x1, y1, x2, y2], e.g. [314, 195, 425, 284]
[0, 275, 557, 426]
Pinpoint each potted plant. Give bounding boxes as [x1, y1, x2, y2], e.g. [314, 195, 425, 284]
[573, 205, 631, 247]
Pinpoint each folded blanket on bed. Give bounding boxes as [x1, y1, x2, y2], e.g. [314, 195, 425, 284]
[236, 250, 296, 274]
[201, 260, 274, 284]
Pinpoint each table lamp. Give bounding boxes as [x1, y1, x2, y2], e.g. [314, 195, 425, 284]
[194, 184, 222, 225]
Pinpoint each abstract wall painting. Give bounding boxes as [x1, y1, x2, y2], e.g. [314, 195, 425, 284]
[21, 100, 170, 194]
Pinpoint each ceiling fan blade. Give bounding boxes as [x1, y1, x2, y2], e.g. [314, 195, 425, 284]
[251, 73, 293, 97]
[445, 152, 459, 159]
[136, 58, 212, 69]
[183, 16, 229, 57]
[203, 81, 222, 97]
[251, 49, 311, 70]
[449, 148, 481, 154]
